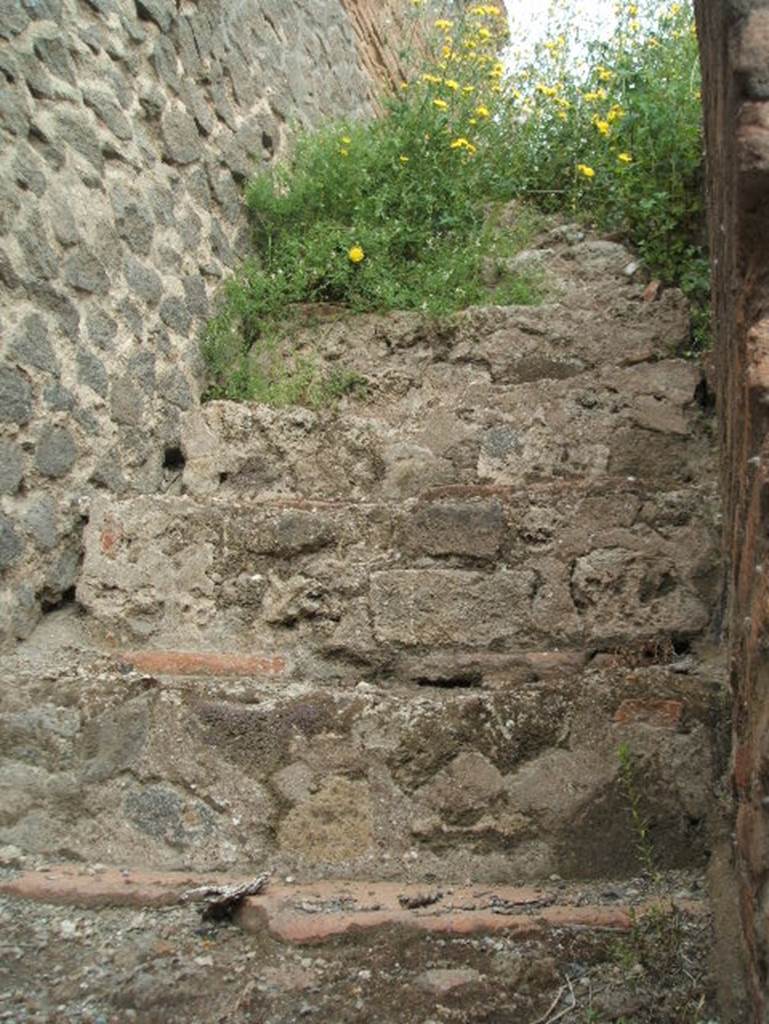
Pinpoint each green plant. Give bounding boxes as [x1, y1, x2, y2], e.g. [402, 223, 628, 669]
[617, 742, 659, 880]
[202, 4, 547, 405]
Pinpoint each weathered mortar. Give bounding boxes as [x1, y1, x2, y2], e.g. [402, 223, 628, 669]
[695, 2, 769, 1019]
[0, 0, 411, 648]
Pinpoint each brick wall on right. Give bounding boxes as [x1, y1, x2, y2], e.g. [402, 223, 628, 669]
[695, 3, 769, 1018]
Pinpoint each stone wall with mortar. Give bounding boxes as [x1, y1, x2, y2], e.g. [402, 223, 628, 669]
[0, 0, 413, 648]
[695, 2, 769, 1019]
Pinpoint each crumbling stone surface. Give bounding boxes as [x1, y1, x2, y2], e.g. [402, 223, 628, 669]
[0, 0, 399, 647]
[0, 649, 725, 879]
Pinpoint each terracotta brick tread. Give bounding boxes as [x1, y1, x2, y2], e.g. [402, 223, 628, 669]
[0, 868, 705, 944]
[117, 651, 287, 677]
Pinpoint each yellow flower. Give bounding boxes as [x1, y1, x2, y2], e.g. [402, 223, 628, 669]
[462, 85, 475, 94]
[475, 104, 491, 118]
[617, 152, 633, 163]
[576, 163, 595, 178]
[627, 3, 638, 14]
[399, 154, 409, 163]
[592, 116, 610, 135]
[478, 26, 491, 39]
[400, 81, 409, 90]
[433, 98, 448, 110]
[537, 84, 559, 98]
[445, 79, 459, 91]
[348, 245, 365, 264]
[607, 103, 625, 122]
[422, 73, 442, 85]
[596, 66, 613, 81]
[434, 18, 454, 31]
[468, 117, 477, 125]
[341, 136, 352, 144]
[339, 148, 349, 157]
[450, 137, 477, 154]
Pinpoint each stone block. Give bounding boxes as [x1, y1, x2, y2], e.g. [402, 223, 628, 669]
[34, 426, 77, 478]
[0, 440, 23, 495]
[64, 247, 109, 294]
[0, 513, 22, 569]
[370, 569, 534, 647]
[161, 107, 201, 165]
[400, 499, 504, 558]
[0, 366, 33, 424]
[9, 315, 57, 374]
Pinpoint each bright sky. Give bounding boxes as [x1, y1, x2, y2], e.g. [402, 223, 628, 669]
[506, 0, 616, 51]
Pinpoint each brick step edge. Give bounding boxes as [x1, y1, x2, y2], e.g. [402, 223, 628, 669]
[0, 867, 706, 944]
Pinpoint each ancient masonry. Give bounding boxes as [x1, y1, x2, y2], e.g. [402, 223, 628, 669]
[0, 0, 751, 1020]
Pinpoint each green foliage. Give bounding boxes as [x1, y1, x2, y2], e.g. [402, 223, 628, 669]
[203, 0, 708, 405]
[617, 742, 659, 880]
[503, 0, 708, 346]
[202, 5, 546, 404]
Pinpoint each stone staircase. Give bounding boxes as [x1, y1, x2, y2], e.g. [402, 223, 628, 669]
[0, 235, 729, 1022]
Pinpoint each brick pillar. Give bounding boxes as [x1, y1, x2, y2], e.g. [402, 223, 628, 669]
[695, 3, 769, 1019]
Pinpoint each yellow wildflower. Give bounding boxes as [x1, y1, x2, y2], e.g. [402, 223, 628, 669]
[339, 148, 349, 157]
[341, 136, 352, 144]
[576, 163, 595, 178]
[462, 85, 475, 94]
[433, 98, 448, 110]
[592, 117, 610, 135]
[596, 66, 613, 81]
[627, 3, 638, 14]
[475, 104, 491, 118]
[422, 73, 442, 85]
[434, 18, 454, 31]
[537, 84, 559, 98]
[450, 137, 478, 154]
[445, 79, 459, 91]
[617, 152, 633, 163]
[399, 154, 409, 163]
[478, 26, 491, 39]
[607, 104, 625, 122]
[348, 245, 365, 264]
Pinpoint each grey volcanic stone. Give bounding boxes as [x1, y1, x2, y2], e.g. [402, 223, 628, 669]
[51, 203, 79, 246]
[124, 257, 163, 306]
[0, 178, 20, 234]
[12, 582, 39, 640]
[110, 377, 144, 425]
[19, 216, 57, 280]
[83, 86, 133, 140]
[27, 283, 80, 336]
[43, 381, 75, 412]
[161, 108, 202, 165]
[13, 142, 47, 196]
[0, 366, 32, 424]
[158, 369, 193, 409]
[135, 0, 173, 31]
[35, 426, 77, 477]
[127, 349, 156, 392]
[10, 315, 57, 374]
[64, 247, 110, 293]
[0, 0, 30, 37]
[24, 497, 58, 549]
[55, 110, 103, 172]
[46, 542, 81, 594]
[87, 309, 118, 349]
[112, 191, 154, 255]
[183, 274, 208, 317]
[139, 84, 165, 120]
[0, 513, 22, 570]
[0, 84, 30, 136]
[0, 248, 21, 289]
[0, 440, 23, 494]
[33, 37, 75, 85]
[77, 349, 108, 397]
[159, 296, 191, 334]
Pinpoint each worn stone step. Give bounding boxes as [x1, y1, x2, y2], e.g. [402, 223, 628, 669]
[0, 865, 717, 1024]
[279, 282, 692, 395]
[0, 866, 707, 941]
[181, 357, 712, 500]
[77, 480, 719, 666]
[0, 652, 728, 879]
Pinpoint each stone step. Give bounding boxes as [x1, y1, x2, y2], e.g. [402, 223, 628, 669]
[0, 865, 716, 1024]
[279, 284, 692, 395]
[77, 480, 719, 666]
[181, 357, 712, 501]
[0, 652, 727, 879]
[0, 865, 707, 941]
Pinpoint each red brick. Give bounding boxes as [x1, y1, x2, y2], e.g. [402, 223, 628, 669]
[613, 698, 684, 729]
[117, 650, 287, 677]
[0, 866, 226, 908]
